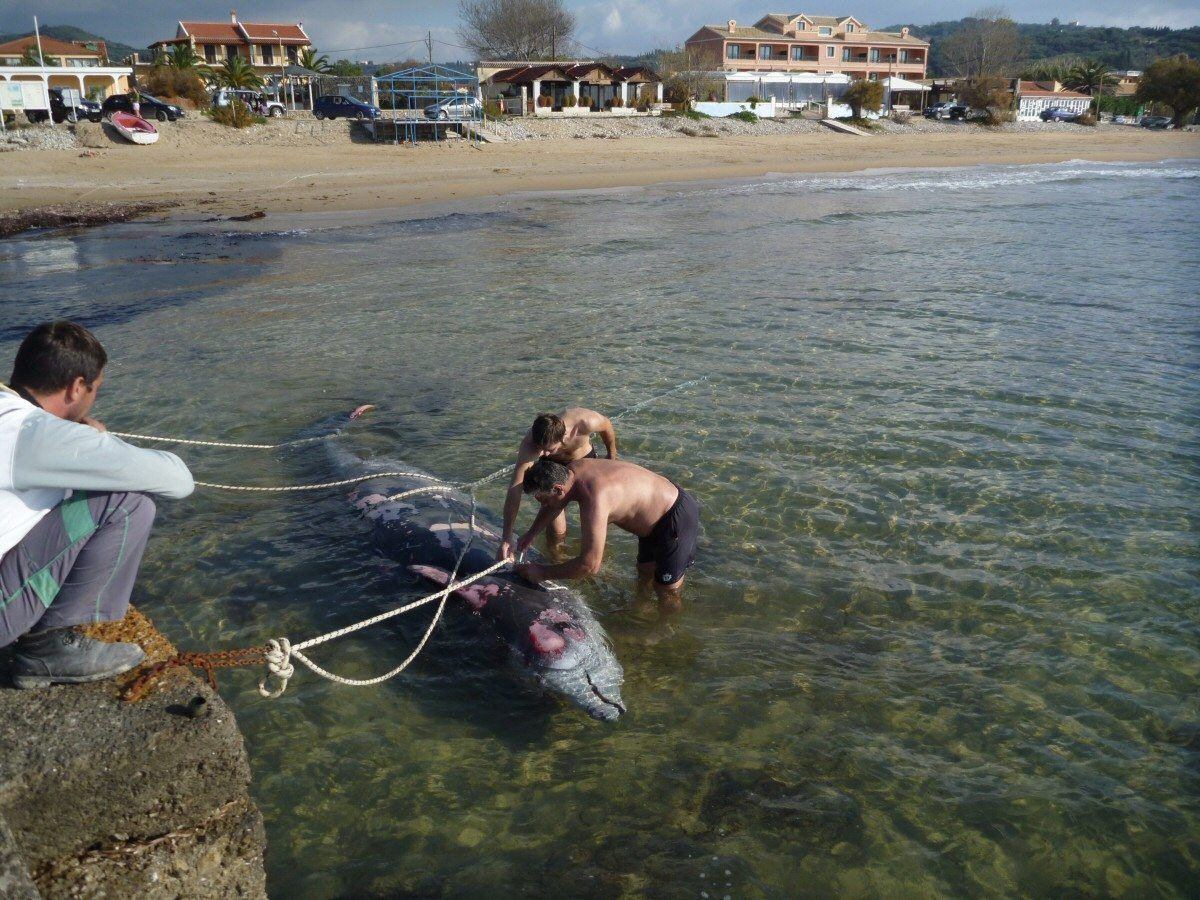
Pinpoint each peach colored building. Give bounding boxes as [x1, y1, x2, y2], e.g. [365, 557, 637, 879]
[148, 10, 311, 73]
[686, 13, 928, 82]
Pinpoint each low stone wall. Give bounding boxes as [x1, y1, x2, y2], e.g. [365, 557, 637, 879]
[0, 608, 267, 899]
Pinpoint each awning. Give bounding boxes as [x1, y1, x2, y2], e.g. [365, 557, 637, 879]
[883, 77, 929, 91]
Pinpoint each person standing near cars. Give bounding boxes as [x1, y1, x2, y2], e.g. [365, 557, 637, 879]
[130, 88, 140, 118]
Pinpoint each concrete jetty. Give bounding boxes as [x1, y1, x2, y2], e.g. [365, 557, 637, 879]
[0, 609, 267, 898]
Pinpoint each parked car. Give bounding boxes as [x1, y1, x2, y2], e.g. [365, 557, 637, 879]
[213, 88, 286, 117]
[423, 95, 482, 120]
[94, 92, 184, 123]
[312, 95, 381, 120]
[1040, 106, 1082, 122]
[1138, 115, 1172, 129]
[25, 88, 92, 124]
[923, 102, 969, 120]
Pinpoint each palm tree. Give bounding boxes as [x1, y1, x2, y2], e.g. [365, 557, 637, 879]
[298, 48, 330, 74]
[1065, 59, 1118, 116]
[213, 56, 264, 89]
[167, 44, 203, 71]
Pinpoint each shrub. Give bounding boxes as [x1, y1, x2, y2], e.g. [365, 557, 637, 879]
[956, 77, 1013, 126]
[745, 95, 762, 108]
[607, 96, 624, 109]
[892, 110, 912, 124]
[637, 86, 655, 109]
[843, 79, 885, 119]
[564, 94, 577, 107]
[836, 116, 881, 130]
[205, 100, 264, 128]
[578, 95, 592, 109]
[664, 108, 711, 121]
[729, 110, 758, 123]
[1075, 112, 1097, 126]
[536, 94, 552, 108]
[483, 99, 503, 119]
[143, 67, 209, 106]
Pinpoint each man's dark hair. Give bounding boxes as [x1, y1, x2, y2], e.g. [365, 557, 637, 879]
[531, 413, 566, 449]
[10, 321, 108, 393]
[523, 458, 570, 494]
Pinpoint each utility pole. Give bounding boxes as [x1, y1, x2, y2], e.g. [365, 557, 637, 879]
[33, 15, 53, 128]
[426, 31, 433, 65]
[551, 24, 556, 61]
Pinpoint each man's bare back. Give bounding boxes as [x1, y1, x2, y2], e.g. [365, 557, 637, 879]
[565, 458, 678, 538]
[514, 456, 699, 602]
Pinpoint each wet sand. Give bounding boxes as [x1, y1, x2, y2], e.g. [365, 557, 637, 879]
[2, 127, 1196, 221]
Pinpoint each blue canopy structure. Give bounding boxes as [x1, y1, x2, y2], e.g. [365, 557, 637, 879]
[374, 64, 483, 144]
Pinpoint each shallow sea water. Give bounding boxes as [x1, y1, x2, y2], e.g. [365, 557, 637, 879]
[2, 159, 1199, 897]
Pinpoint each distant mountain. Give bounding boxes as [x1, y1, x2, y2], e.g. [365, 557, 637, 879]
[0, 24, 139, 64]
[882, 19, 1200, 75]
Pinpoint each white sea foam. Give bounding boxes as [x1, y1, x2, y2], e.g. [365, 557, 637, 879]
[700, 160, 1200, 197]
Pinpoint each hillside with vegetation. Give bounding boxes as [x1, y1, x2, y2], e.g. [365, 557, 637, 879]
[0, 24, 139, 64]
[883, 19, 1200, 75]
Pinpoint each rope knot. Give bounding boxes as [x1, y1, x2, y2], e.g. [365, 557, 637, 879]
[258, 638, 294, 699]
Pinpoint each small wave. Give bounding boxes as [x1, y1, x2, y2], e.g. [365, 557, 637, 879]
[703, 161, 1200, 198]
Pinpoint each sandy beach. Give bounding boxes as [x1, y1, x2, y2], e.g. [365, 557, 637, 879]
[2, 118, 1197, 223]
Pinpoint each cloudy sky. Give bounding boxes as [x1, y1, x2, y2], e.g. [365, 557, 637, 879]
[2, 0, 1196, 60]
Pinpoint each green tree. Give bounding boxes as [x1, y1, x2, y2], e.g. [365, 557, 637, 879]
[328, 58, 363, 76]
[1064, 59, 1118, 114]
[957, 75, 1014, 124]
[1019, 56, 1082, 82]
[298, 47, 330, 73]
[19, 46, 59, 66]
[1134, 54, 1200, 127]
[212, 56, 264, 89]
[166, 44, 203, 71]
[842, 79, 885, 119]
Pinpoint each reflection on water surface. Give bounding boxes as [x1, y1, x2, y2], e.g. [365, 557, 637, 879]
[2, 160, 1198, 897]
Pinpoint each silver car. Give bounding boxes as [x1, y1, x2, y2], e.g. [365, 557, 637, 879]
[423, 95, 482, 120]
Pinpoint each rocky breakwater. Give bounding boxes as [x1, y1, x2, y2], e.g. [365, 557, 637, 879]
[0, 608, 267, 898]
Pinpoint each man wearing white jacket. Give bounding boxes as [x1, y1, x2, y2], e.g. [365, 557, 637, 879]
[1, 321, 194, 689]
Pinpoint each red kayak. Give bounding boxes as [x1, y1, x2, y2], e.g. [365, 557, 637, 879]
[108, 111, 159, 145]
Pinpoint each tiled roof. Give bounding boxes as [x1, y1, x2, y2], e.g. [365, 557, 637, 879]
[0, 35, 104, 57]
[179, 22, 242, 41]
[613, 66, 660, 81]
[238, 23, 309, 43]
[169, 21, 309, 45]
[1015, 80, 1089, 97]
[488, 64, 569, 84]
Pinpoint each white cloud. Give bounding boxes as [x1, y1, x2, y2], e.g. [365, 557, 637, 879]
[604, 7, 623, 34]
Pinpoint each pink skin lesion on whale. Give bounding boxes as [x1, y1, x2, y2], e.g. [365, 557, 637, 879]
[408, 565, 501, 611]
[528, 609, 586, 659]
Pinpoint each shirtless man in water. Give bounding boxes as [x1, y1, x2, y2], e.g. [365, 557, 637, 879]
[512, 457, 700, 610]
[497, 409, 617, 561]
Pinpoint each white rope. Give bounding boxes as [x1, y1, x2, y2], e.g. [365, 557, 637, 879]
[260, 492, 480, 695]
[115, 372, 712, 495]
[195, 471, 444, 494]
[258, 495, 499, 697]
[109, 431, 329, 450]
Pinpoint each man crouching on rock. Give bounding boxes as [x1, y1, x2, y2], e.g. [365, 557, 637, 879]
[0, 321, 193, 689]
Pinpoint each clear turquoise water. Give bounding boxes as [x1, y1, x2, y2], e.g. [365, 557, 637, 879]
[2, 159, 1198, 897]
